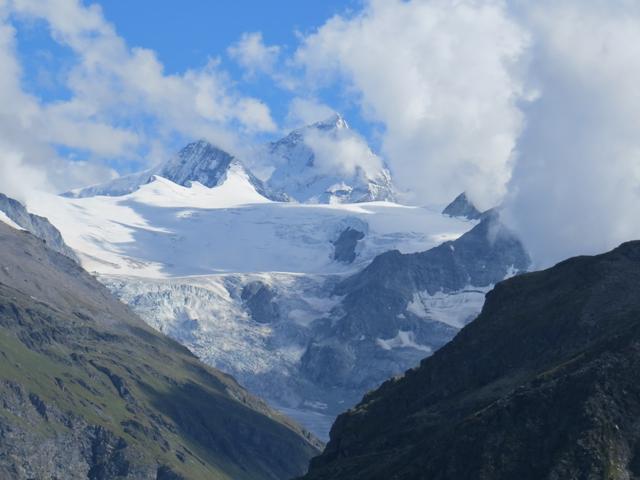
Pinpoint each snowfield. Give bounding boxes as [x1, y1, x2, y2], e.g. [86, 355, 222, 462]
[30, 169, 473, 278]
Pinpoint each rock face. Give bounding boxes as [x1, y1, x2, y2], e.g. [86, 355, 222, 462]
[65, 140, 278, 200]
[301, 212, 530, 393]
[303, 240, 640, 480]
[242, 281, 281, 324]
[442, 192, 482, 219]
[0, 193, 78, 262]
[0, 222, 320, 480]
[157, 141, 277, 199]
[332, 227, 365, 263]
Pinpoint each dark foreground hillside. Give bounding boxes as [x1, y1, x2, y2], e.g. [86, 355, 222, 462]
[303, 240, 640, 479]
[0, 221, 320, 480]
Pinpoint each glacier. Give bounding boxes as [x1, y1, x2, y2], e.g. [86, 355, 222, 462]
[25, 118, 529, 440]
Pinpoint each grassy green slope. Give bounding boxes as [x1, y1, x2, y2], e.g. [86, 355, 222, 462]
[0, 222, 320, 479]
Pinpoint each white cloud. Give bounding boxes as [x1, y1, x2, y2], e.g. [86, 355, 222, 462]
[228, 31, 280, 76]
[236, 97, 277, 132]
[0, 147, 49, 202]
[304, 126, 384, 178]
[295, 0, 530, 210]
[0, 0, 277, 197]
[286, 97, 335, 128]
[293, 0, 640, 266]
[503, 0, 640, 267]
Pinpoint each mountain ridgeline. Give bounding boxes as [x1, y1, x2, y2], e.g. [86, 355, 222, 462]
[302, 241, 640, 479]
[0, 221, 320, 480]
[65, 114, 395, 204]
[26, 114, 532, 443]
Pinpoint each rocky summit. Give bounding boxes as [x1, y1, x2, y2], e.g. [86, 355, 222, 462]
[442, 192, 482, 220]
[303, 240, 640, 479]
[0, 221, 320, 480]
[64, 140, 276, 201]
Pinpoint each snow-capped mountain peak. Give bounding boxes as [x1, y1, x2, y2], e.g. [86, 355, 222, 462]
[159, 139, 236, 187]
[65, 139, 273, 199]
[65, 114, 394, 205]
[263, 114, 396, 204]
[310, 112, 349, 131]
[158, 140, 273, 198]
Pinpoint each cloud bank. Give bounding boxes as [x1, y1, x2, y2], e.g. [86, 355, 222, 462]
[303, 126, 384, 179]
[293, 0, 640, 267]
[294, 0, 530, 211]
[503, 0, 640, 267]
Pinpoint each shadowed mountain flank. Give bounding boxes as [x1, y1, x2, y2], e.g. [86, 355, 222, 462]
[303, 240, 640, 479]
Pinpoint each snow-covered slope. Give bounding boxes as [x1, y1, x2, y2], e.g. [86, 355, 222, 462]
[263, 114, 396, 204]
[0, 193, 78, 261]
[35, 174, 468, 278]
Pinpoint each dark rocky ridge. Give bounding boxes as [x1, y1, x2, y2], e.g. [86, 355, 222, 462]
[332, 227, 365, 264]
[0, 221, 320, 479]
[303, 240, 640, 479]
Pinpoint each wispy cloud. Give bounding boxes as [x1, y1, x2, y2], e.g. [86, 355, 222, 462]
[228, 31, 281, 77]
[285, 97, 335, 128]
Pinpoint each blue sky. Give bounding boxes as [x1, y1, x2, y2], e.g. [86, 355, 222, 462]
[12, 0, 371, 165]
[97, 0, 365, 126]
[98, 1, 359, 74]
